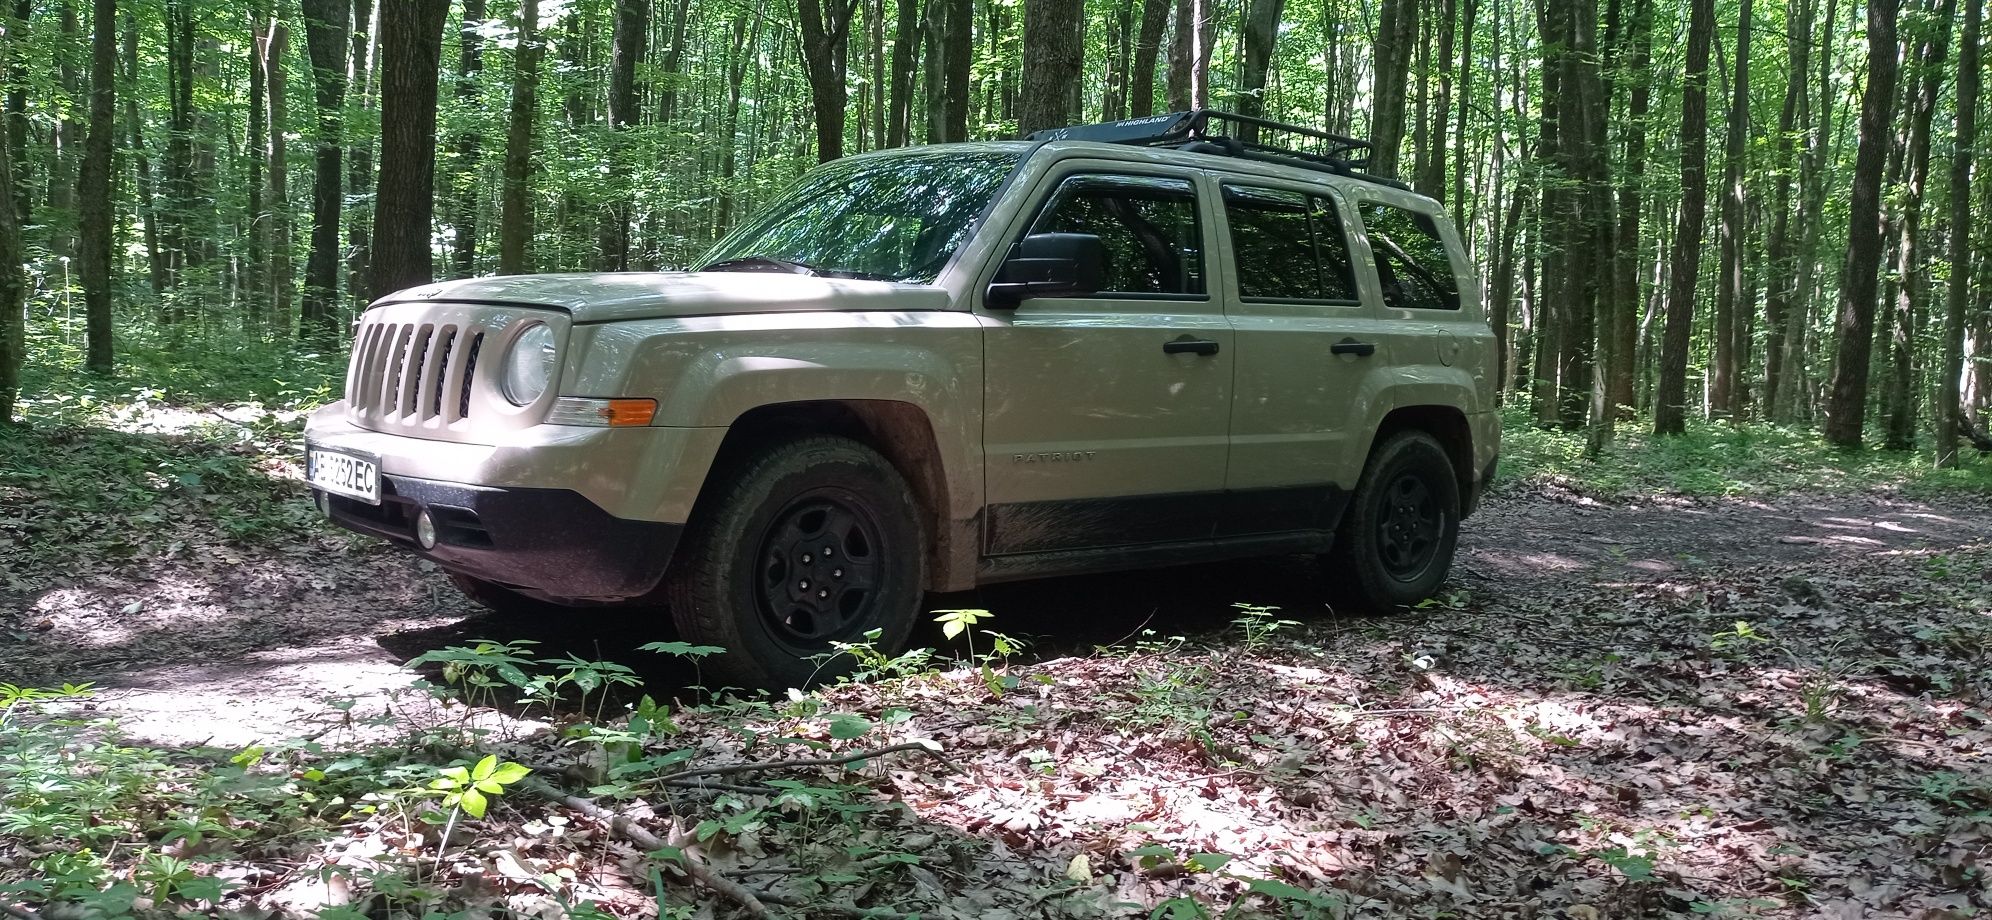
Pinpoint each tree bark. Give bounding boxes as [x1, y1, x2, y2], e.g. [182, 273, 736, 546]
[1822, 0, 1903, 448]
[1018, 0, 1085, 135]
[1761, 0, 1815, 419]
[1130, 0, 1170, 116]
[1606, 0, 1651, 420]
[1780, 0, 1840, 419]
[4, 0, 26, 230]
[263, 17, 292, 331]
[369, 0, 449, 296]
[1166, 0, 1191, 111]
[1882, 0, 1952, 449]
[1417, 0, 1456, 197]
[887, 0, 918, 144]
[301, 0, 349, 346]
[1370, 0, 1419, 176]
[656, 0, 691, 124]
[347, 0, 377, 308]
[498, 0, 541, 276]
[800, 0, 856, 161]
[448, 0, 487, 279]
[1653, 0, 1713, 435]
[923, 0, 971, 142]
[1710, 0, 1753, 418]
[1236, 0, 1287, 141]
[1939, 0, 1981, 464]
[598, 0, 647, 268]
[76, 0, 114, 374]
[0, 8, 19, 424]
[161, 0, 198, 294]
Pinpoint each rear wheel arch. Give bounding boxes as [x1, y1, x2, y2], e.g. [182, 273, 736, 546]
[1365, 404, 1476, 514]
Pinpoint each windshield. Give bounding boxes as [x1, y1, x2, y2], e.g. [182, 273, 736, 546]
[699, 151, 1021, 284]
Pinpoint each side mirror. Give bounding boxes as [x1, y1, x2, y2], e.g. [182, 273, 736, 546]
[986, 233, 1107, 308]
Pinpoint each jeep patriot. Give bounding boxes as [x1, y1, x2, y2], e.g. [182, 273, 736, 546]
[304, 111, 1500, 688]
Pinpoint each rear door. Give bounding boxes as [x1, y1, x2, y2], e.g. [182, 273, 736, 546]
[977, 168, 1234, 556]
[1217, 180, 1389, 535]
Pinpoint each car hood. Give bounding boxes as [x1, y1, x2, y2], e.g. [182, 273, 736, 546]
[372, 272, 954, 323]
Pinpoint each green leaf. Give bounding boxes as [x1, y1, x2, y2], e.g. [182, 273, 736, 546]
[639, 641, 727, 659]
[940, 619, 965, 640]
[471, 754, 499, 782]
[460, 786, 489, 819]
[828, 714, 873, 740]
[1185, 852, 1231, 872]
[487, 761, 531, 785]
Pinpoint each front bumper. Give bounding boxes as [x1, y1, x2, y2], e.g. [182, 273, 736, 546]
[320, 474, 680, 601]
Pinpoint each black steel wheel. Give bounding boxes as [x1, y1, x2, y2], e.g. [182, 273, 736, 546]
[666, 437, 925, 689]
[1322, 430, 1460, 611]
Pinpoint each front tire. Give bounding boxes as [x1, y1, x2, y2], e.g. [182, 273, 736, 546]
[1323, 431, 1460, 611]
[665, 436, 926, 690]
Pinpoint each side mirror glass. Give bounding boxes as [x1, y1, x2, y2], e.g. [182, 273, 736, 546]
[986, 232, 1107, 308]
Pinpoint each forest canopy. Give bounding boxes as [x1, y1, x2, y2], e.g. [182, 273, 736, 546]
[0, 0, 1986, 462]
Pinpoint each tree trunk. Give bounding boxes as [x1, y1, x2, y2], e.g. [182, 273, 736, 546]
[77, 0, 114, 374]
[0, 9, 19, 425]
[1653, 0, 1713, 435]
[1166, 0, 1191, 111]
[1710, 0, 1753, 419]
[599, 0, 647, 268]
[347, 0, 377, 308]
[301, 0, 349, 347]
[1018, 0, 1085, 135]
[1780, 0, 1840, 420]
[263, 17, 292, 331]
[1882, 0, 1952, 449]
[717, 8, 763, 233]
[4, 0, 26, 230]
[1370, 0, 1419, 176]
[1452, 0, 1478, 231]
[1607, 0, 1651, 419]
[162, 0, 197, 294]
[1761, 0, 1815, 419]
[656, 0, 690, 124]
[923, 0, 971, 142]
[1939, 0, 1981, 464]
[449, 0, 487, 279]
[887, 0, 918, 145]
[1236, 0, 1287, 141]
[1417, 0, 1456, 197]
[369, 0, 448, 296]
[50, 2, 79, 261]
[1130, 0, 1170, 116]
[498, 0, 541, 275]
[800, 0, 855, 161]
[245, 0, 268, 324]
[1821, 0, 1902, 448]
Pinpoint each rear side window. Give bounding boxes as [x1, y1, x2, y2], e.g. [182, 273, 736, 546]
[1222, 185, 1359, 303]
[1360, 202, 1460, 311]
[1028, 174, 1205, 296]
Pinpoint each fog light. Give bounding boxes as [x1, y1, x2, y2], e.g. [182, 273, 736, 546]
[415, 508, 438, 549]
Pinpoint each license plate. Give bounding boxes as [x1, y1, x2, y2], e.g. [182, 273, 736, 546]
[307, 447, 381, 505]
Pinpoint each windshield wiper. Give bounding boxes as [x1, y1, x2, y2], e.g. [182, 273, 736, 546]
[699, 256, 823, 276]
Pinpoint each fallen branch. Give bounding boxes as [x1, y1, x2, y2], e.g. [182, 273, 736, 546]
[656, 740, 948, 784]
[515, 772, 772, 917]
[0, 902, 43, 920]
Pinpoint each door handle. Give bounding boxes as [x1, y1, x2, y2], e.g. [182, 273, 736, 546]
[1164, 335, 1221, 356]
[1331, 338, 1376, 357]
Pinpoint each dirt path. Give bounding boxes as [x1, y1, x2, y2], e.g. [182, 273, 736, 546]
[6, 487, 1988, 747]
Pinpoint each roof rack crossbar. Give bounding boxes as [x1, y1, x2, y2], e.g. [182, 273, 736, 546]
[1026, 109, 1408, 190]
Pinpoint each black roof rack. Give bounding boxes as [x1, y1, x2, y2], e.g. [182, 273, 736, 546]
[1026, 110, 1410, 191]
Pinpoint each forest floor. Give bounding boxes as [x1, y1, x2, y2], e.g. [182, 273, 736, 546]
[3, 372, 1992, 918]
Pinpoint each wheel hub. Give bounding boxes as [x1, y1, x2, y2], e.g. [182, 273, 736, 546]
[756, 496, 881, 646]
[1376, 474, 1440, 579]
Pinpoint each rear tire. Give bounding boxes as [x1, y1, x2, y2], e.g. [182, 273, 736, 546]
[1323, 430, 1460, 612]
[664, 436, 926, 690]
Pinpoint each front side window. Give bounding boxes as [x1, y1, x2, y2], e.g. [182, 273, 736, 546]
[1027, 174, 1205, 296]
[1223, 185, 1359, 302]
[700, 151, 1020, 283]
[1360, 202, 1460, 311]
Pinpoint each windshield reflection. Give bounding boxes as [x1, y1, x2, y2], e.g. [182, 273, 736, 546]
[700, 151, 1021, 284]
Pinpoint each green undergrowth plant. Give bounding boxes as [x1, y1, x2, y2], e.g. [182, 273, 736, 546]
[1498, 404, 1992, 498]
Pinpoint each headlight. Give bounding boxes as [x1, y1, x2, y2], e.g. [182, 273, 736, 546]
[501, 322, 557, 406]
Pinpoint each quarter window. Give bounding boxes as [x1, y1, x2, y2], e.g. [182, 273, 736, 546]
[1360, 202, 1460, 311]
[1222, 185, 1359, 302]
[1027, 174, 1205, 296]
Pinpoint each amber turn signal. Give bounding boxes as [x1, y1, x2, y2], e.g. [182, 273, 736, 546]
[546, 397, 658, 427]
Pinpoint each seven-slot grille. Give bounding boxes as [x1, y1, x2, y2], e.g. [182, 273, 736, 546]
[345, 319, 487, 425]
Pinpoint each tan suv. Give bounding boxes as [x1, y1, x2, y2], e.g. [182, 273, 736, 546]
[304, 111, 1499, 688]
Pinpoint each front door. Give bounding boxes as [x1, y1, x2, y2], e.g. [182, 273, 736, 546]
[978, 169, 1233, 556]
